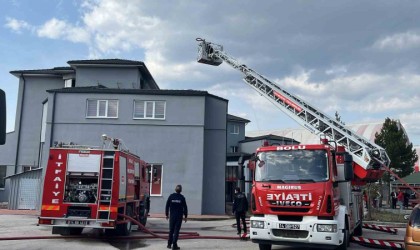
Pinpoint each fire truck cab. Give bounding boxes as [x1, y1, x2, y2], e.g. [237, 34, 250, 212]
[249, 143, 363, 250]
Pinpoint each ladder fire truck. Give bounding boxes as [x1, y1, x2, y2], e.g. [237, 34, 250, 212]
[196, 38, 391, 250]
[38, 135, 151, 236]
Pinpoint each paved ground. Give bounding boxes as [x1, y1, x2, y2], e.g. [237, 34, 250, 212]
[0, 211, 406, 250]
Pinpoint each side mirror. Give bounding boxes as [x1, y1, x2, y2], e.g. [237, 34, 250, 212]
[344, 154, 354, 181]
[0, 89, 5, 145]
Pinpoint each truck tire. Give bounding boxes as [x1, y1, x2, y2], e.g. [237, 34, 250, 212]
[139, 206, 148, 226]
[258, 243, 272, 250]
[353, 222, 363, 236]
[337, 228, 349, 250]
[116, 206, 133, 236]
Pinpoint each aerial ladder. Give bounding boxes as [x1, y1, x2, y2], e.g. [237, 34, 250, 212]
[196, 38, 390, 182]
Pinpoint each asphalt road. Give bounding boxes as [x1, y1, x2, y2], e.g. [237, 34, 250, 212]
[0, 214, 405, 250]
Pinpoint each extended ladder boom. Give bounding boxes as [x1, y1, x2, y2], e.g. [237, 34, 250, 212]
[196, 38, 390, 181]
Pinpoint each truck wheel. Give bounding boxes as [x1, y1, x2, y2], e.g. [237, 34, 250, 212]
[353, 223, 363, 236]
[139, 206, 148, 226]
[337, 228, 349, 250]
[116, 206, 133, 236]
[258, 243, 272, 250]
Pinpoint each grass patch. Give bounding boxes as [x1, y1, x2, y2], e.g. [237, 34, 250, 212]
[368, 209, 407, 223]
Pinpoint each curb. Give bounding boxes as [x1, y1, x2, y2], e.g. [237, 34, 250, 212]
[364, 221, 406, 228]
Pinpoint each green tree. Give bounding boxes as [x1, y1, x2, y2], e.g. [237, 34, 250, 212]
[375, 118, 418, 181]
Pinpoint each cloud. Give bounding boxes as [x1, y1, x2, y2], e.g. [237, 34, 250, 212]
[3, 0, 420, 144]
[399, 112, 420, 145]
[37, 18, 90, 43]
[373, 31, 420, 51]
[4, 17, 31, 33]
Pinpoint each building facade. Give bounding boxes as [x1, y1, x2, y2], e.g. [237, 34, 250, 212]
[0, 59, 227, 215]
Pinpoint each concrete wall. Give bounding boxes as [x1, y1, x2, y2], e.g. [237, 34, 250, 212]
[240, 140, 264, 154]
[202, 96, 227, 214]
[16, 76, 63, 171]
[75, 67, 142, 89]
[227, 121, 246, 152]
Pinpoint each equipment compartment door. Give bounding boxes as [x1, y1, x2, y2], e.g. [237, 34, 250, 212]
[119, 156, 127, 199]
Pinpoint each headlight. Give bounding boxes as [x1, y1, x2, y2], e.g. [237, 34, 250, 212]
[317, 224, 337, 232]
[251, 220, 265, 229]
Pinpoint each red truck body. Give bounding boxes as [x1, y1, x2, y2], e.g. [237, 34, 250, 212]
[38, 147, 150, 235]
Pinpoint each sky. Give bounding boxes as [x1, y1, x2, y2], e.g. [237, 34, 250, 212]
[1, 0, 420, 146]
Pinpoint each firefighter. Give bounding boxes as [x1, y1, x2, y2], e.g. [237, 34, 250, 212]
[165, 184, 188, 250]
[232, 187, 248, 235]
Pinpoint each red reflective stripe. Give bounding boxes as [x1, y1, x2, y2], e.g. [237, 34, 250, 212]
[99, 206, 117, 212]
[42, 205, 60, 211]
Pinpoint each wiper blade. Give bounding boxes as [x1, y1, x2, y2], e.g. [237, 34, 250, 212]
[286, 179, 316, 183]
[297, 179, 316, 183]
[261, 179, 284, 183]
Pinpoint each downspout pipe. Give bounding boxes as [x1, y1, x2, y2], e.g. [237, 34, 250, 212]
[14, 74, 25, 174]
[49, 92, 56, 147]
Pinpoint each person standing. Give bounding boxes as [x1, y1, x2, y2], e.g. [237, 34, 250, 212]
[232, 187, 248, 235]
[363, 191, 368, 208]
[397, 190, 404, 212]
[390, 190, 397, 209]
[166, 185, 188, 250]
[404, 190, 410, 209]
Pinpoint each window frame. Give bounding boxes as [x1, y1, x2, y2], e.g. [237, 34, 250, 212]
[149, 164, 163, 196]
[86, 99, 119, 118]
[133, 100, 166, 120]
[22, 165, 38, 172]
[64, 79, 75, 88]
[230, 124, 239, 134]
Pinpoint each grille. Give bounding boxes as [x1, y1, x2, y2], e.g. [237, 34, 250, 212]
[277, 215, 303, 222]
[271, 207, 310, 213]
[272, 229, 309, 238]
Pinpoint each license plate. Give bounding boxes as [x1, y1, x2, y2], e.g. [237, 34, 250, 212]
[279, 223, 300, 230]
[66, 220, 89, 225]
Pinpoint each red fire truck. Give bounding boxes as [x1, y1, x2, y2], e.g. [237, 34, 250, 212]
[38, 137, 150, 236]
[196, 38, 390, 250]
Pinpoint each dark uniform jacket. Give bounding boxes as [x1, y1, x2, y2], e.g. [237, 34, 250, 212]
[233, 192, 248, 213]
[165, 193, 188, 219]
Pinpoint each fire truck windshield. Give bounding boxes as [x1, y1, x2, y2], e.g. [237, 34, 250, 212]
[255, 149, 329, 183]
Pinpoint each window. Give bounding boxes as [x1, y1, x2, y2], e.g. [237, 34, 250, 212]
[149, 164, 163, 196]
[0, 166, 6, 189]
[230, 124, 239, 134]
[231, 146, 238, 153]
[64, 79, 75, 88]
[134, 100, 165, 119]
[22, 165, 38, 172]
[86, 99, 118, 118]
